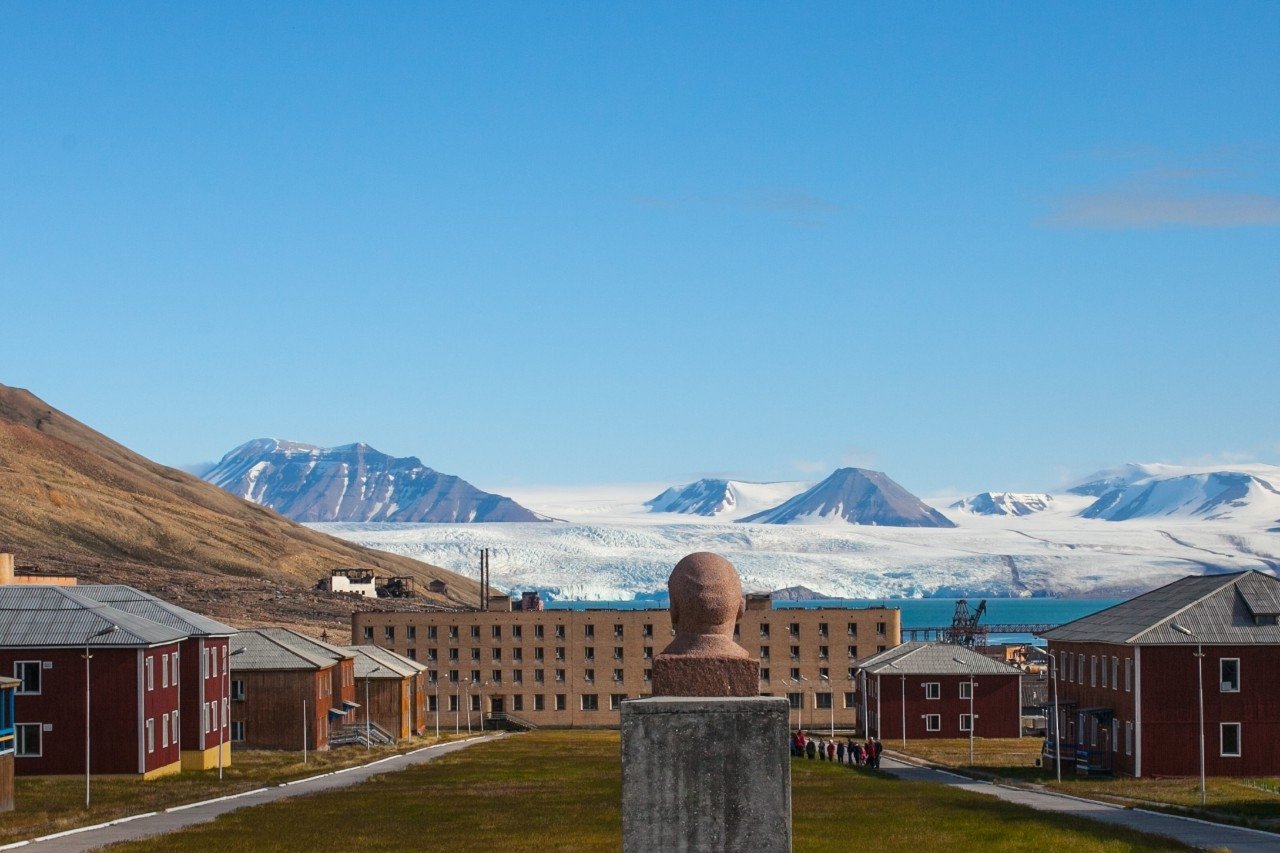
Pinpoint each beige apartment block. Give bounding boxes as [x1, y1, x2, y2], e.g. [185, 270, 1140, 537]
[350, 594, 901, 730]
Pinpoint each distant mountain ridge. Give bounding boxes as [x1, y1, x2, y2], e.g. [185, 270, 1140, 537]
[738, 468, 956, 527]
[204, 439, 551, 523]
[1081, 470, 1280, 523]
[644, 478, 809, 519]
[951, 492, 1054, 517]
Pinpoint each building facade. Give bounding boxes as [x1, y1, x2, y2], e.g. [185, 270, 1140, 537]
[351, 594, 901, 729]
[855, 642, 1024, 740]
[1042, 570, 1280, 778]
[346, 645, 428, 740]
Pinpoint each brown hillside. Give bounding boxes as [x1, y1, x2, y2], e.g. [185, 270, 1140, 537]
[0, 384, 483, 629]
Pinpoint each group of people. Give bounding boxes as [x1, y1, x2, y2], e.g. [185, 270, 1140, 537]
[790, 730, 882, 768]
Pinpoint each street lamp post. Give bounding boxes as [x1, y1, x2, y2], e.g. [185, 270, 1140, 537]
[820, 674, 834, 739]
[84, 624, 118, 809]
[796, 675, 808, 730]
[463, 681, 472, 734]
[433, 677, 440, 739]
[1172, 622, 1206, 806]
[222, 646, 246, 780]
[954, 658, 976, 767]
[1046, 650, 1061, 783]
[366, 666, 382, 749]
[886, 661, 906, 750]
[454, 681, 461, 734]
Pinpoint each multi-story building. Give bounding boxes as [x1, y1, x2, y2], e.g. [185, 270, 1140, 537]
[351, 592, 901, 729]
[1041, 569, 1280, 778]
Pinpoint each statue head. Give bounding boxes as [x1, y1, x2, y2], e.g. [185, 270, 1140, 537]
[662, 552, 748, 658]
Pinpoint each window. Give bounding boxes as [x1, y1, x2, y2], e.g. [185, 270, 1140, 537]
[1100, 655, 1108, 688]
[448, 626, 459, 640]
[789, 623, 799, 638]
[1077, 654, 1085, 684]
[146, 718, 155, 753]
[448, 694, 459, 712]
[492, 648, 502, 662]
[470, 648, 480, 663]
[534, 625, 545, 640]
[959, 714, 973, 732]
[787, 692, 802, 710]
[1221, 658, 1240, 692]
[1111, 718, 1118, 753]
[614, 646, 624, 661]
[385, 627, 395, 642]
[231, 721, 245, 742]
[513, 669, 524, 685]
[146, 657, 154, 691]
[1221, 723, 1241, 757]
[760, 624, 770, 638]
[231, 679, 245, 701]
[535, 669, 545, 684]
[613, 669, 624, 683]
[789, 645, 800, 660]
[555, 647, 565, 662]
[429, 695, 438, 712]
[848, 645, 858, 659]
[1125, 721, 1133, 756]
[611, 693, 625, 710]
[492, 670, 502, 683]
[819, 667, 829, 680]
[407, 626, 416, 640]
[959, 681, 972, 700]
[581, 694, 599, 711]
[173, 652, 180, 686]
[584, 624, 595, 639]
[876, 645, 886, 653]
[16, 723, 41, 757]
[427, 626, 438, 640]
[818, 646, 829, 660]
[1125, 658, 1132, 692]
[614, 624, 624, 639]
[555, 669, 566, 683]
[512, 626, 522, 640]
[760, 646, 770, 660]
[760, 668, 770, 682]
[534, 647, 545, 661]
[924, 682, 940, 700]
[790, 667, 800, 680]
[513, 695, 524, 712]
[844, 691, 856, 709]
[816, 692, 832, 710]
[407, 648, 417, 660]
[513, 648, 523, 662]
[584, 647, 595, 661]
[643, 669, 652, 683]
[585, 669, 595, 684]
[14, 661, 40, 695]
[924, 714, 941, 732]
[847, 622, 858, 638]
[535, 694, 546, 711]
[162, 713, 170, 747]
[363, 626, 373, 640]
[847, 667, 856, 680]
[470, 694, 480, 712]
[555, 694, 567, 711]
[470, 626, 480, 639]
[1090, 655, 1097, 687]
[818, 622, 829, 638]
[491, 625, 501, 640]
[210, 648, 217, 679]
[876, 622, 886, 636]
[1111, 656, 1118, 690]
[643, 646, 653, 660]
[471, 669, 481, 683]
[448, 648, 459, 662]
[162, 654, 170, 688]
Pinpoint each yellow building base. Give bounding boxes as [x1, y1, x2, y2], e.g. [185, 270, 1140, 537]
[142, 760, 183, 780]
[180, 742, 232, 772]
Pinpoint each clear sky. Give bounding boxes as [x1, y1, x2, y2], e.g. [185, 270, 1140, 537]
[2, 3, 1278, 497]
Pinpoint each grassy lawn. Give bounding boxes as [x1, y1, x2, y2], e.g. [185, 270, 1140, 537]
[892, 737, 1280, 831]
[0, 734, 468, 845]
[105, 731, 1192, 852]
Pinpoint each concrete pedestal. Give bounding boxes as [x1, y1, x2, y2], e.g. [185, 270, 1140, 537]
[620, 696, 791, 853]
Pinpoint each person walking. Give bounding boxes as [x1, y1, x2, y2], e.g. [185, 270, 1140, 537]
[826, 740, 835, 761]
[836, 740, 846, 764]
[806, 737, 817, 760]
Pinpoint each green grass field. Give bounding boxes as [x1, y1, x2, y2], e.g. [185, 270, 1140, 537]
[892, 737, 1280, 831]
[105, 731, 1193, 852]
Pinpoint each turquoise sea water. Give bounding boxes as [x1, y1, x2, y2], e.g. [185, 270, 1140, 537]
[547, 597, 1121, 643]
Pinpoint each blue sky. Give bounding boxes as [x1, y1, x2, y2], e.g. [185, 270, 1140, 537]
[2, 3, 1278, 496]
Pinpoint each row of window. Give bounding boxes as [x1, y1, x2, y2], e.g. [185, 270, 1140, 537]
[421, 662, 871, 688]
[785, 691, 859, 710]
[1061, 651, 1242, 694]
[16, 648, 232, 698]
[427, 692, 634, 714]
[921, 714, 975, 732]
[368, 620, 890, 644]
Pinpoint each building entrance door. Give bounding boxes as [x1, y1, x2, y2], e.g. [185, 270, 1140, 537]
[491, 696, 504, 714]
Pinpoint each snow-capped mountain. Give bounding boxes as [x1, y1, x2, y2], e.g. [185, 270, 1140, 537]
[1068, 463, 1189, 497]
[738, 468, 956, 527]
[204, 439, 551, 523]
[950, 492, 1054, 517]
[645, 479, 809, 519]
[1081, 470, 1280, 523]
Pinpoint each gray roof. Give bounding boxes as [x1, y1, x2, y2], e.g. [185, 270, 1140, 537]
[231, 628, 353, 671]
[1040, 571, 1280, 645]
[856, 642, 1024, 676]
[73, 585, 236, 637]
[345, 645, 426, 679]
[0, 585, 189, 648]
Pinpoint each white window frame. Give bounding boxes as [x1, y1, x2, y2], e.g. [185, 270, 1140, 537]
[1111, 656, 1119, 690]
[1078, 655, 1085, 684]
[14, 661, 41, 695]
[171, 710, 180, 745]
[146, 718, 155, 754]
[958, 681, 972, 700]
[923, 682, 940, 700]
[1220, 722, 1241, 758]
[1100, 655, 1108, 688]
[145, 657, 154, 691]
[924, 714, 941, 732]
[15, 723, 42, 757]
[1090, 655, 1097, 687]
[172, 652, 180, 686]
[162, 712, 170, 747]
[1220, 658, 1241, 693]
[959, 714, 973, 732]
[1125, 721, 1133, 756]
[1124, 657, 1132, 692]
[1111, 718, 1118, 753]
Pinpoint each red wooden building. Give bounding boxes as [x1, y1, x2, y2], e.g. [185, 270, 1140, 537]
[1042, 570, 1280, 778]
[0, 585, 195, 778]
[75, 586, 237, 770]
[855, 642, 1023, 741]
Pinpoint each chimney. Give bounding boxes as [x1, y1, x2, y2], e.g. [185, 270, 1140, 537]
[0, 553, 14, 585]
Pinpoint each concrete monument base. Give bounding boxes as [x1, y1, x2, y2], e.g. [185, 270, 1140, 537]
[620, 696, 791, 853]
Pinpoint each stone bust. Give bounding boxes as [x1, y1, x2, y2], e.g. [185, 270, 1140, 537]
[652, 552, 759, 697]
[663, 552, 750, 658]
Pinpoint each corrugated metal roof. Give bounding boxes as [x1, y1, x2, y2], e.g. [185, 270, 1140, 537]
[0, 585, 188, 647]
[1040, 570, 1280, 645]
[74, 586, 236, 636]
[345, 645, 426, 678]
[230, 628, 341, 671]
[856, 641, 1023, 676]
